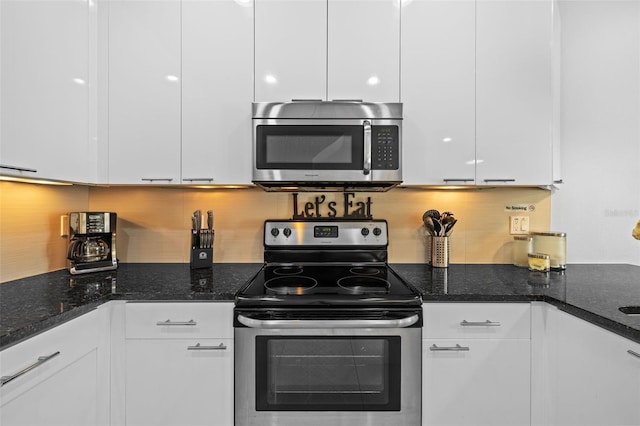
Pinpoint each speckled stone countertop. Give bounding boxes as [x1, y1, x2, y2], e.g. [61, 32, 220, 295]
[393, 264, 640, 344]
[1, 263, 639, 349]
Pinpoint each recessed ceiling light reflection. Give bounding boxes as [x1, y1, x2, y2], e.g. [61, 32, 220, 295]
[442, 137, 452, 143]
[165, 75, 179, 82]
[367, 76, 380, 86]
[72, 78, 86, 85]
[465, 159, 484, 165]
[264, 74, 278, 85]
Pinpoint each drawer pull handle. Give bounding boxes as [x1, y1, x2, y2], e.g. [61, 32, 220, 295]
[141, 178, 173, 183]
[430, 344, 469, 352]
[628, 349, 640, 360]
[156, 319, 197, 326]
[187, 343, 227, 351]
[1, 351, 60, 387]
[460, 320, 501, 327]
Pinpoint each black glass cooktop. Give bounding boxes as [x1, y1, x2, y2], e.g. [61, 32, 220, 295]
[235, 264, 421, 308]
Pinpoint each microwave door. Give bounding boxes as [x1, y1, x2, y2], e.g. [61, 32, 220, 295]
[254, 122, 371, 180]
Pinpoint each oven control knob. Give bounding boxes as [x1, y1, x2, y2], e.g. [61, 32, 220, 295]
[373, 227, 382, 236]
[270, 228, 279, 237]
[283, 227, 292, 238]
[361, 227, 370, 236]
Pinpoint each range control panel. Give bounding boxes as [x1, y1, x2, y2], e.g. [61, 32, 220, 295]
[264, 220, 388, 247]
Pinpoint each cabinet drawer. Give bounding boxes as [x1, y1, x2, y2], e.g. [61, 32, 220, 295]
[1, 308, 105, 398]
[423, 303, 531, 339]
[125, 302, 233, 339]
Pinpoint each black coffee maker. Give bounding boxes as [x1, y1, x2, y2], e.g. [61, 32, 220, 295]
[67, 212, 118, 275]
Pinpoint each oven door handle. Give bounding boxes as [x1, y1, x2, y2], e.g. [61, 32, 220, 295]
[237, 314, 419, 329]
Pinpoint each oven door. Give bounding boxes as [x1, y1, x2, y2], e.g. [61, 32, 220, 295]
[234, 311, 421, 426]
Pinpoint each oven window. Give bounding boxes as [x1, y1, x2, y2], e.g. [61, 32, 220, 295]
[255, 336, 401, 411]
[256, 125, 364, 170]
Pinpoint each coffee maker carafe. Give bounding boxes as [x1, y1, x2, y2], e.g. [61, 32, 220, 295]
[67, 212, 118, 274]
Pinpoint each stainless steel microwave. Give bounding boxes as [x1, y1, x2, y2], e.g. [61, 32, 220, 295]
[252, 101, 402, 192]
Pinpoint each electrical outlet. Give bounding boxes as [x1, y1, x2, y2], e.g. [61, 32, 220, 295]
[510, 216, 529, 235]
[60, 214, 69, 237]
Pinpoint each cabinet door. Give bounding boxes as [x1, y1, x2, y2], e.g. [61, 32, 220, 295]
[550, 309, 640, 425]
[423, 339, 531, 426]
[125, 338, 234, 426]
[182, 0, 253, 185]
[0, 0, 92, 183]
[475, 0, 553, 186]
[108, 0, 181, 184]
[401, 0, 476, 185]
[0, 308, 109, 426]
[254, 0, 327, 102]
[328, 0, 400, 102]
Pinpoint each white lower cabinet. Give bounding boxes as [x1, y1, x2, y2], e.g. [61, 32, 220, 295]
[422, 303, 531, 426]
[0, 307, 110, 426]
[542, 306, 640, 426]
[121, 302, 234, 426]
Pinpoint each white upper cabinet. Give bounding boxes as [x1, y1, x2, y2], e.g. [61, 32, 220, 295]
[327, 0, 400, 102]
[254, 0, 400, 103]
[402, 0, 476, 185]
[254, 0, 327, 102]
[181, 0, 253, 185]
[402, 0, 556, 186]
[107, 0, 182, 184]
[0, 0, 93, 183]
[475, 0, 554, 186]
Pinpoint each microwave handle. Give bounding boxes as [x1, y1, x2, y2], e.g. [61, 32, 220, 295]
[363, 120, 371, 175]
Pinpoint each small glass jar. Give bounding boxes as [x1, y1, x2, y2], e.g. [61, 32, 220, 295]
[528, 253, 550, 272]
[513, 236, 532, 267]
[531, 232, 567, 270]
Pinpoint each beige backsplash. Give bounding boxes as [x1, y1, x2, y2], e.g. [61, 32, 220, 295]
[0, 181, 551, 282]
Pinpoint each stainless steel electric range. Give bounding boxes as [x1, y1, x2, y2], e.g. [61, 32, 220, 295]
[234, 219, 422, 426]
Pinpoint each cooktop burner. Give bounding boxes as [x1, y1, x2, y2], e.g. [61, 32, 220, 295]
[349, 266, 382, 276]
[337, 275, 390, 294]
[273, 266, 304, 275]
[264, 276, 318, 295]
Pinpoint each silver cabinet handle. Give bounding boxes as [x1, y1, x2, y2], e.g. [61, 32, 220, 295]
[1, 351, 60, 387]
[483, 179, 516, 183]
[443, 178, 474, 183]
[183, 178, 214, 183]
[187, 343, 227, 351]
[460, 320, 501, 327]
[430, 344, 470, 352]
[363, 120, 372, 176]
[141, 178, 173, 182]
[156, 319, 197, 326]
[628, 349, 640, 359]
[237, 314, 419, 329]
[0, 164, 37, 173]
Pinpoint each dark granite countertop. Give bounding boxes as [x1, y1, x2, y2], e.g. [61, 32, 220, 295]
[1, 263, 639, 349]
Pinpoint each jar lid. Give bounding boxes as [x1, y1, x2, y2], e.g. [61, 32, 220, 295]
[528, 253, 550, 260]
[530, 231, 567, 237]
[514, 235, 532, 241]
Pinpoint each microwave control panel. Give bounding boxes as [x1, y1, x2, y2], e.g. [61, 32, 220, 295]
[372, 126, 399, 170]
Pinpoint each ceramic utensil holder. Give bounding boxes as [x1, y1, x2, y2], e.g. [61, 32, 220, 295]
[431, 236, 449, 268]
